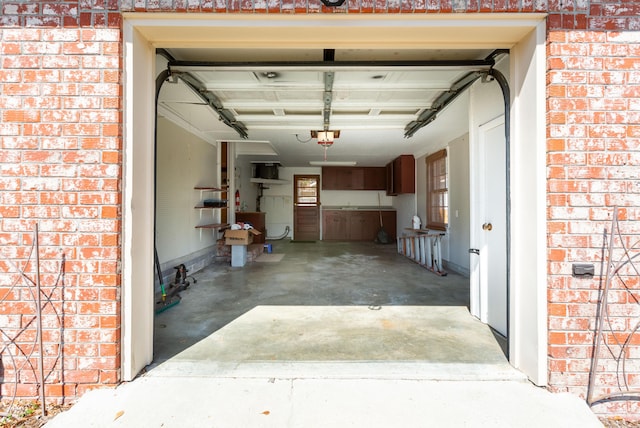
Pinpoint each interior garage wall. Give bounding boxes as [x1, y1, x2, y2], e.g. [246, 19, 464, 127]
[414, 133, 470, 277]
[447, 134, 471, 276]
[234, 155, 258, 212]
[259, 166, 319, 238]
[410, 81, 480, 278]
[255, 166, 395, 239]
[469, 63, 509, 126]
[321, 189, 392, 208]
[156, 117, 219, 274]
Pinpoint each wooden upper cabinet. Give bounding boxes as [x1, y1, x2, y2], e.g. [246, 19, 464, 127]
[322, 167, 349, 189]
[386, 154, 415, 195]
[362, 167, 386, 190]
[385, 162, 396, 196]
[321, 167, 386, 190]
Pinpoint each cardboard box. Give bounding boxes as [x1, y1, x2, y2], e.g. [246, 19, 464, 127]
[225, 228, 262, 246]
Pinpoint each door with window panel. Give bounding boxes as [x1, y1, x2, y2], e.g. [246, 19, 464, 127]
[293, 175, 320, 241]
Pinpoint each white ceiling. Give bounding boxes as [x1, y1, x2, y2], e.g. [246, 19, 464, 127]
[156, 48, 502, 167]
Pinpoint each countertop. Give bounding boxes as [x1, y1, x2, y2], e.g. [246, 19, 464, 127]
[322, 206, 396, 211]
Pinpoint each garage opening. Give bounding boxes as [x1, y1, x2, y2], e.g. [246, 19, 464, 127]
[151, 47, 508, 366]
[121, 15, 547, 385]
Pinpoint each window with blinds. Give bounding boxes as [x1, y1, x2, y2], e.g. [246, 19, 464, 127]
[426, 149, 448, 230]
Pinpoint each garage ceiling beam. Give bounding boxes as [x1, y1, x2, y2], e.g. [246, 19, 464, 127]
[169, 59, 495, 73]
[165, 49, 508, 140]
[323, 71, 334, 130]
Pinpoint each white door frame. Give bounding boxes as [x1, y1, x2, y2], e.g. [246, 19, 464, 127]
[121, 14, 548, 385]
[508, 21, 548, 385]
[121, 21, 156, 380]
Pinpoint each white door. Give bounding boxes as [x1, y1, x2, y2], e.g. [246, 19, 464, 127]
[470, 115, 508, 337]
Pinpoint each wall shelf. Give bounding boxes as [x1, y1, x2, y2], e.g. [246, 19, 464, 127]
[195, 186, 229, 238]
[250, 178, 288, 185]
[195, 223, 229, 230]
[194, 186, 227, 191]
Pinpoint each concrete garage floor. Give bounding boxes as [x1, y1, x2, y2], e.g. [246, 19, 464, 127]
[46, 240, 603, 427]
[151, 240, 487, 370]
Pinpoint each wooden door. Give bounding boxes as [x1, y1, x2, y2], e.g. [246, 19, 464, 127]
[293, 175, 320, 241]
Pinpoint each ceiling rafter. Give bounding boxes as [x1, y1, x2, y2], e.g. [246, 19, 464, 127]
[164, 49, 507, 141]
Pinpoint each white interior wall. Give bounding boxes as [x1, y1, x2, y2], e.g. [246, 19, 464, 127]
[321, 189, 393, 208]
[156, 118, 219, 264]
[470, 69, 509, 126]
[254, 166, 395, 239]
[447, 134, 471, 275]
[413, 133, 470, 277]
[235, 156, 258, 212]
[392, 194, 416, 240]
[258, 166, 319, 238]
[408, 84, 472, 272]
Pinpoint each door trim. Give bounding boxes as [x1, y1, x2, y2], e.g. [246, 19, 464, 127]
[124, 14, 547, 385]
[122, 21, 156, 381]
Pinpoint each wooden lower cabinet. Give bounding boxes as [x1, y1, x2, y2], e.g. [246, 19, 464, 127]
[322, 210, 348, 240]
[348, 212, 369, 241]
[322, 210, 396, 241]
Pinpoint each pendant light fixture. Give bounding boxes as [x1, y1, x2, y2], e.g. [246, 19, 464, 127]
[311, 129, 340, 160]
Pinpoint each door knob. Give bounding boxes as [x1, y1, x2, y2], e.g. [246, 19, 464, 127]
[482, 223, 493, 231]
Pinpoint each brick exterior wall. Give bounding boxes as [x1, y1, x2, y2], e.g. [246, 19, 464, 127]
[0, 24, 122, 400]
[0, 0, 639, 419]
[546, 26, 640, 418]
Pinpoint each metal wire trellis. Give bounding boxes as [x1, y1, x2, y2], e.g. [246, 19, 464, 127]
[0, 224, 65, 418]
[587, 207, 640, 405]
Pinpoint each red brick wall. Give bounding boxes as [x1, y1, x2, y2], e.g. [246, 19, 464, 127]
[0, 26, 123, 400]
[546, 25, 640, 418]
[1, 0, 639, 419]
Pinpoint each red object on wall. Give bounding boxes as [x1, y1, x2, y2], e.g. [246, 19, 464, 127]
[235, 189, 240, 211]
